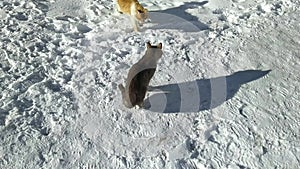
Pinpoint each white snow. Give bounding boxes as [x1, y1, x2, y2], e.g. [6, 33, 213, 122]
[0, 0, 299, 168]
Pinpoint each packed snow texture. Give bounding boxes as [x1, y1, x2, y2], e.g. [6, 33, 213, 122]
[0, 0, 299, 168]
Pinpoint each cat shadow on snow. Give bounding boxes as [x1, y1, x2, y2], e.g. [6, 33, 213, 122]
[146, 1, 209, 32]
[144, 70, 271, 113]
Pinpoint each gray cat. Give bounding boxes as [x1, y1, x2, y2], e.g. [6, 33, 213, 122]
[119, 42, 163, 108]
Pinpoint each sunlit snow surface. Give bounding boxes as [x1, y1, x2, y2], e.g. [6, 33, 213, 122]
[0, 0, 299, 168]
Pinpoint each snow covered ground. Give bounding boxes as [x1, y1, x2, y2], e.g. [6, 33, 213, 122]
[0, 0, 299, 168]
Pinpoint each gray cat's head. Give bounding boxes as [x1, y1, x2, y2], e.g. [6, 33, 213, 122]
[145, 42, 163, 62]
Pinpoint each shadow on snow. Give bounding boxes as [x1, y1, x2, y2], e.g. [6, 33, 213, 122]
[144, 70, 271, 113]
[146, 1, 209, 32]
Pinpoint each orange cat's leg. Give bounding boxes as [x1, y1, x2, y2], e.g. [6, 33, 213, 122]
[116, 3, 123, 14]
[114, 3, 122, 14]
[130, 16, 139, 32]
[130, 2, 139, 32]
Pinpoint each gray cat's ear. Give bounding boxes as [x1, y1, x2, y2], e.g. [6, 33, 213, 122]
[157, 43, 162, 49]
[147, 42, 151, 48]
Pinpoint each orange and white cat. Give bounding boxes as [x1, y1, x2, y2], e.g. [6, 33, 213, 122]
[116, 0, 148, 32]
